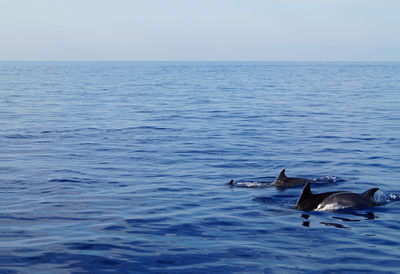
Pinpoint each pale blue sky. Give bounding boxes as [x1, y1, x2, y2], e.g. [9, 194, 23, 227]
[1, 0, 399, 61]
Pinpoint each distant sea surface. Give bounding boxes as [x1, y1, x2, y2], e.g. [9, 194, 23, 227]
[1, 61, 399, 273]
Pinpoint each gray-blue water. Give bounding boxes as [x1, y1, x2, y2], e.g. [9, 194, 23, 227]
[1, 62, 399, 273]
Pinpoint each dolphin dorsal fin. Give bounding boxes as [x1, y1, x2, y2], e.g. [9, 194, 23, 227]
[298, 182, 312, 202]
[296, 182, 313, 208]
[362, 187, 379, 199]
[277, 169, 286, 179]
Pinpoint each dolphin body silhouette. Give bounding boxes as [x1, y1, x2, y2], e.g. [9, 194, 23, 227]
[296, 182, 379, 211]
[271, 169, 310, 187]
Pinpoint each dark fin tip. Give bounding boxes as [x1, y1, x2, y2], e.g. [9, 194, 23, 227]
[296, 182, 312, 209]
[301, 182, 312, 198]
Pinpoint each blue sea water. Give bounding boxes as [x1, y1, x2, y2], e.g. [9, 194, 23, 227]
[0, 61, 399, 273]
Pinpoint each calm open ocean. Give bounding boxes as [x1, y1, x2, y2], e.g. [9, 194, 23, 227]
[0, 62, 399, 273]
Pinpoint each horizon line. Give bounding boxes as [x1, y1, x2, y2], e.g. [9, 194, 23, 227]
[1, 59, 399, 63]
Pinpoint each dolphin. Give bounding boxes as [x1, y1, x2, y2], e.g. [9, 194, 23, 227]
[296, 182, 379, 211]
[272, 169, 310, 187]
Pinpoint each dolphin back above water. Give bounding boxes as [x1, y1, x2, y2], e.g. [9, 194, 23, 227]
[229, 169, 311, 187]
[272, 169, 310, 187]
[296, 182, 380, 211]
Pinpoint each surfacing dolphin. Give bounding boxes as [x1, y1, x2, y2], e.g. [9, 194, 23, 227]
[271, 169, 310, 187]
[228, 169, 310, 187]
[296, 182, 380, 211]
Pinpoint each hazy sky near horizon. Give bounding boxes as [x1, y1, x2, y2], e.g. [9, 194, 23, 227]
[1, 0, 399, 61]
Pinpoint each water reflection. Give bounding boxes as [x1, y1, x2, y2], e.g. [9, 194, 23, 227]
[301, 214, 310, 227]
[300, 212, 376, 229]
[320, 222, 349, 229]
[332, 216, 360, 222]
[301, 214, 309, 219]
[333, 211, 375, 222]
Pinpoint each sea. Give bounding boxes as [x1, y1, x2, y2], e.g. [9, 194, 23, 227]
[0, 61, 399, 273]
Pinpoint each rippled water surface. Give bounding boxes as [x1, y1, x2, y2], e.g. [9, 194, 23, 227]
[1, 62, 400, 273]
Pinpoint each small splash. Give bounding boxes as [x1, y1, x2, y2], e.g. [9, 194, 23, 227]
[373, 191, 400, 203]
[232, 181, 271, 188]
[312, 176, 343, 184]
[388, 193, 400, 202]
[374, 190, 387, 204]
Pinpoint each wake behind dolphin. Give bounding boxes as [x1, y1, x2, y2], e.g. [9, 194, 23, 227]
[296, 182, 380, 211]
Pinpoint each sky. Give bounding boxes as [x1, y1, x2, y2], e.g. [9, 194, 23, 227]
[0, 0, 399, 61]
